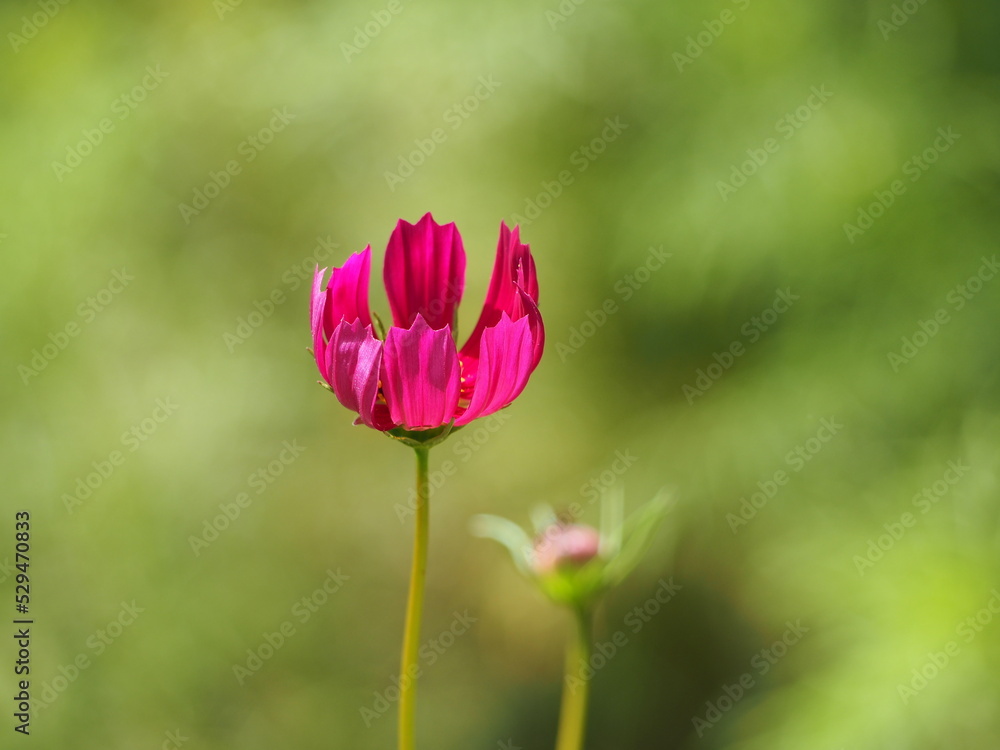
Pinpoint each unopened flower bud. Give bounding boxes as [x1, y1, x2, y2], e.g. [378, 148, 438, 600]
[533, 524, 601, 574]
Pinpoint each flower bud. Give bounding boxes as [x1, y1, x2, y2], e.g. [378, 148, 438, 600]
[533, 524, 601, 574]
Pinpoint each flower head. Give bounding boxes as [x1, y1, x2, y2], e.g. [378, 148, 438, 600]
[311, 213, 543, 444]
[471, 490, 671, 609]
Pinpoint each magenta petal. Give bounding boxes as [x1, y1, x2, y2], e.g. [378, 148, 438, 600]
[326, 320, 387, 429]
[311, 266, 331, 383]
[322, 247, 373, 335]
[460, 290, 543, 400]
[510, 225, 539, 302]
[353, 402, 396, 432]
[461, 222, 540, 363]
[455, 313, 535, 427]
[516, 287, 545, 370]
[383, 213, 466, 330]
[382, 315, 461, 430]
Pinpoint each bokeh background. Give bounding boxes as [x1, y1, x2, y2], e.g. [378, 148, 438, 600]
[2, 0, 999, 748]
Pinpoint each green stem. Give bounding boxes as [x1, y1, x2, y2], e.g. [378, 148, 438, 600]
[555, 606, 592, 750]
[399, 447, 430, 750]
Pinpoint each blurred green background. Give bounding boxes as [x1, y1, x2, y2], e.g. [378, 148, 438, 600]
[2, 0, 999, 748]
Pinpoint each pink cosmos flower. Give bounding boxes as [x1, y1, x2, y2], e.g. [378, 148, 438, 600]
[311, 213, 543, 437]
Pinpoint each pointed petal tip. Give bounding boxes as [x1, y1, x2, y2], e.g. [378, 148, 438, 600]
[384, 215, 466, 330]
[382, 315, 461, 430]
[320, 246, 373, 332]
[324, 320, 384, 429]
[501, 220, 523, 243]
[454, 312, 535, 427]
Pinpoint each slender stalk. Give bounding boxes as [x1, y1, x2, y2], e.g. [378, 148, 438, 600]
[399, 447, 430, 750]
[555, 606, 592, 750]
